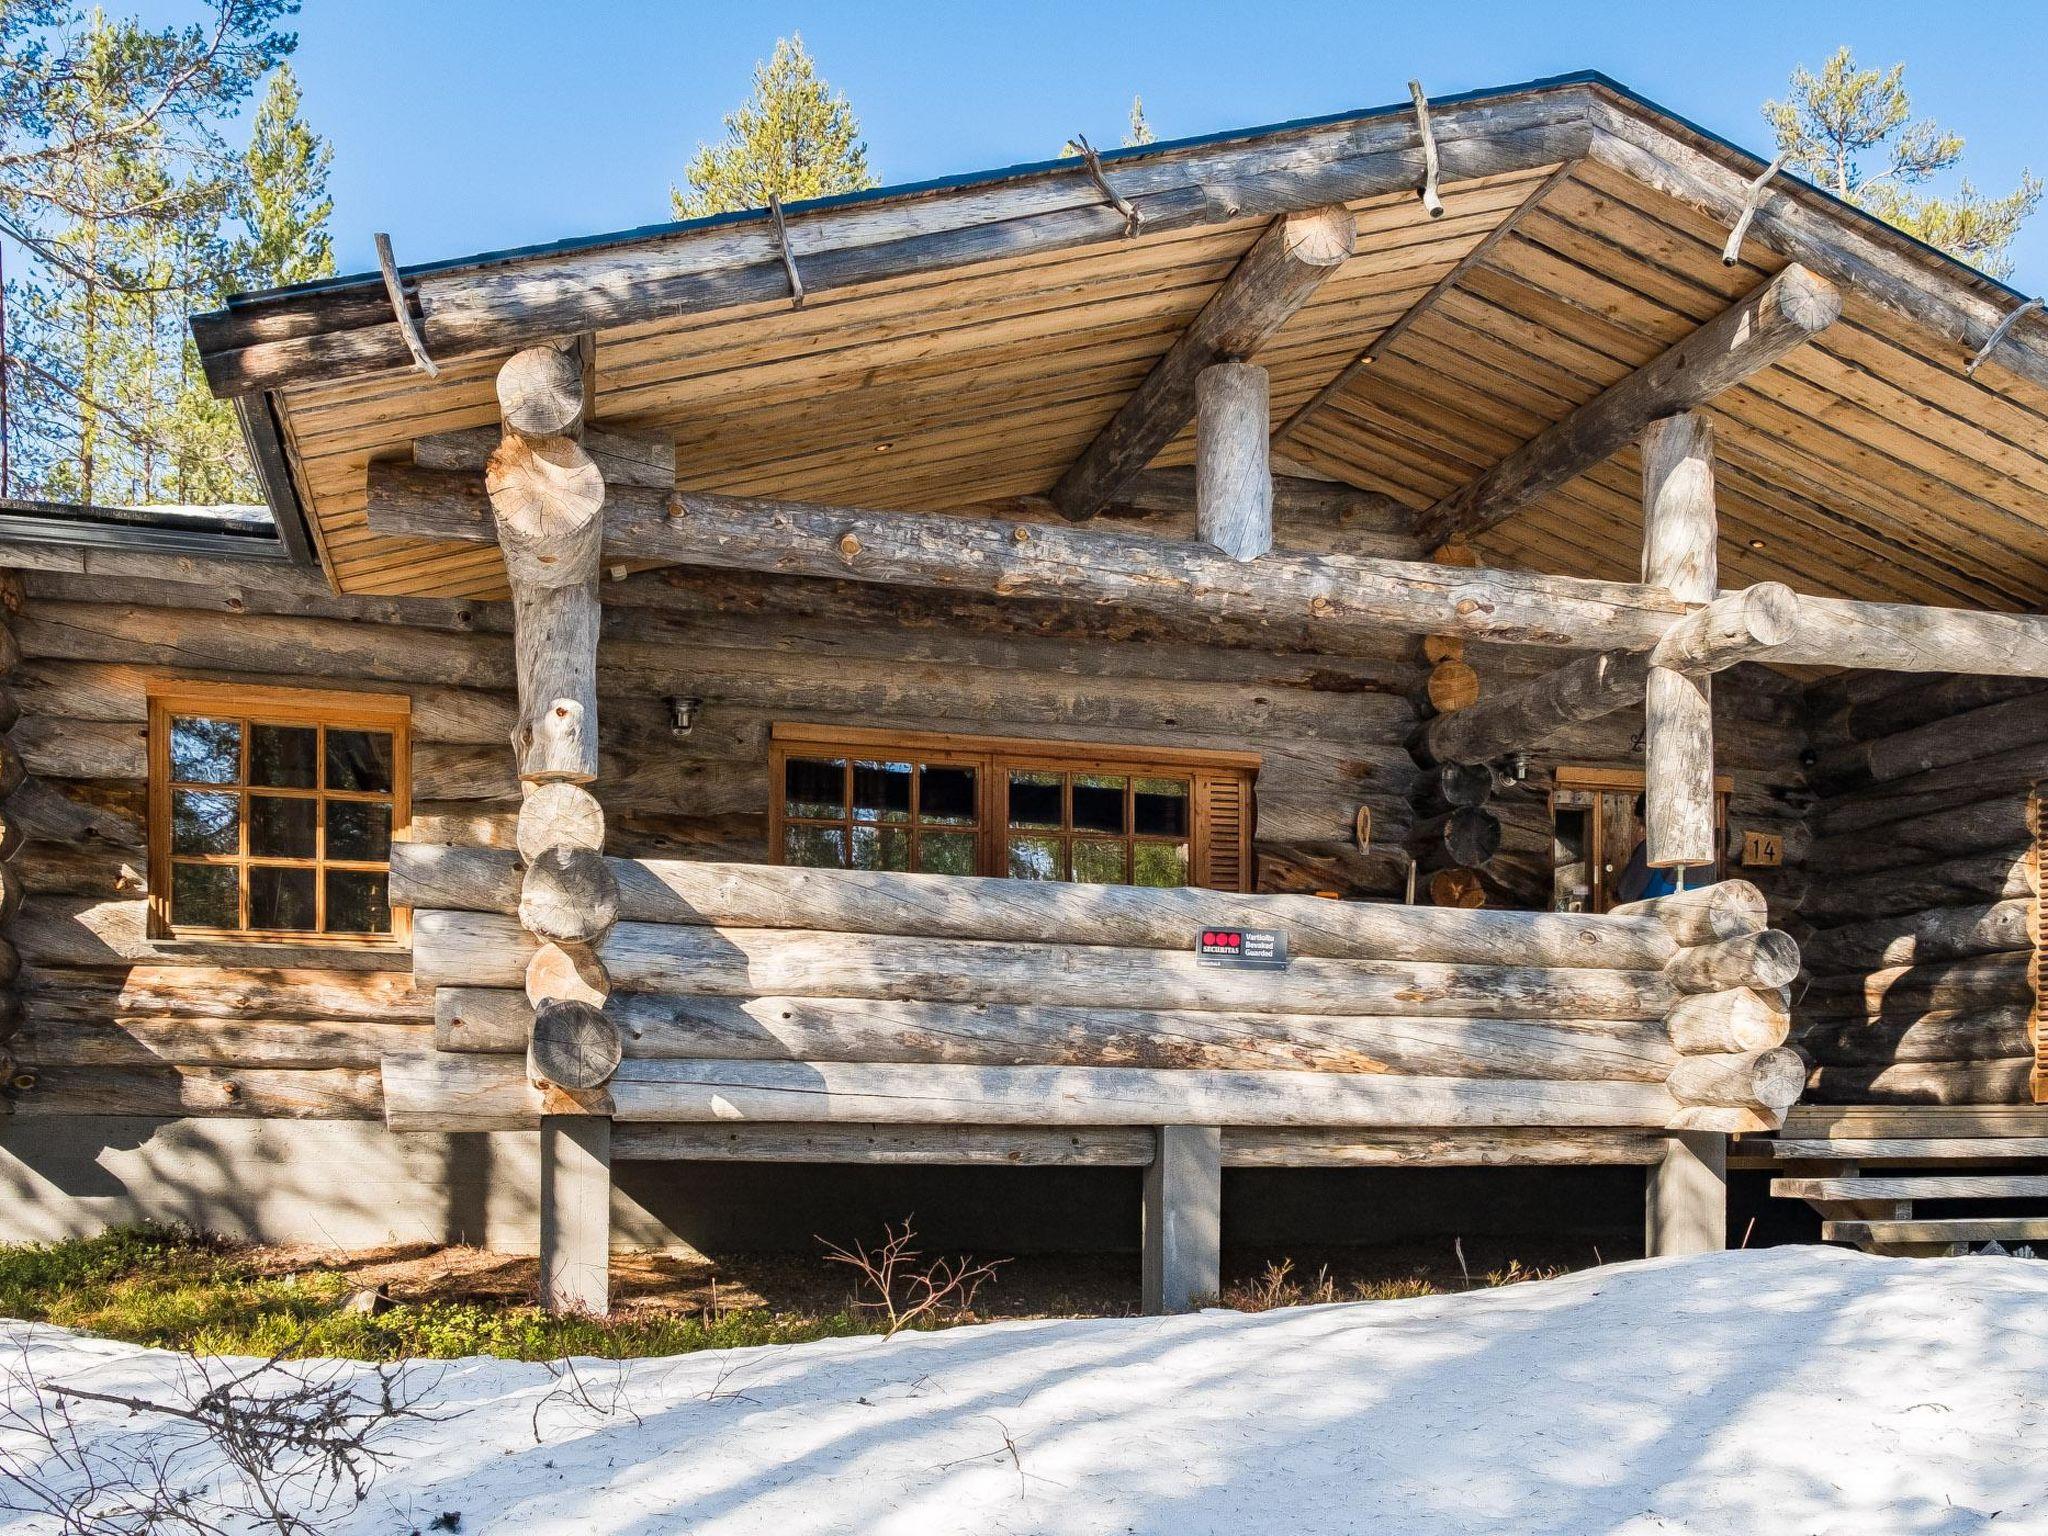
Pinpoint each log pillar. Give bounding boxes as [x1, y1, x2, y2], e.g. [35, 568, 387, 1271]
[1645, 1129, 1728, 1256]
[490, 340, 621, 1315]
[1641, 411, 1718, 870]
[1142, 1124, 1222, 1314]
[539, 1114, 612, 1313]
[1195, 362, 1273, 561]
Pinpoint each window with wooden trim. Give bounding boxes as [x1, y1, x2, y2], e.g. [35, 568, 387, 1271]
[769, 726, 1256, 891]
[147, 684, 411, 943]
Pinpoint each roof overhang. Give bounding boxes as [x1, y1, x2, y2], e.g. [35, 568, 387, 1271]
[188, 71, 2048, 611]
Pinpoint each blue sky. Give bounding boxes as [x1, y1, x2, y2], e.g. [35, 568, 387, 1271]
[184, 0, 2048, 290]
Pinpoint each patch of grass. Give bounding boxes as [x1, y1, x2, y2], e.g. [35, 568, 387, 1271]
[0, 1225, 872, 1362]
[0, 1226, 1587, 1361]
[1221, 1255, 1561, 1312]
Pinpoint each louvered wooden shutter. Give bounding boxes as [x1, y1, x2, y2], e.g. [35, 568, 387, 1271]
[1194, 770, 1253, 892]
[2032, 785, 2045, 1104]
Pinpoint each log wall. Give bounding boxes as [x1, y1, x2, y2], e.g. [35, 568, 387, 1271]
[0, 547, 1818, 1125]
[0, 555, 1431, 1121]
[1793, 672, 2046, 1105]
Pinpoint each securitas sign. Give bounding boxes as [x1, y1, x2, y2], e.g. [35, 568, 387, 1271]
[1195, 928, 1289, 970]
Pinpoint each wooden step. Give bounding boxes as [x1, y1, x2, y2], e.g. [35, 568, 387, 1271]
[1822, 1218, 2048, 1247]
[1774, 1175, 2048, 1201]
[1778, 1105, 2048, 1139]
[1769, 1138, 2048, 1161]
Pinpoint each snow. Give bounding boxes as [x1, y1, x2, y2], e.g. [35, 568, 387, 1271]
[6, 1246, 2047, 1534]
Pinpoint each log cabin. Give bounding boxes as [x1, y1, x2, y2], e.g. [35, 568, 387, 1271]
[3, 70, 2047, 1311]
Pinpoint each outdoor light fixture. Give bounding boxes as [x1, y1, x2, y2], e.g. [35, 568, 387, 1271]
[666, 696, 702, 737]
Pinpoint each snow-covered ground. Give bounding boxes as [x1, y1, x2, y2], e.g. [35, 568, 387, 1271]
[6, 1246, 2046, 1534]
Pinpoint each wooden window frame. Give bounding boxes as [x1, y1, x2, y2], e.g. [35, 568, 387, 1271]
[147, 682, 412, 947]
[768, 724, 1258, 891]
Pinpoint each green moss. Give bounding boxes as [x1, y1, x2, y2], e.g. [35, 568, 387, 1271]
[0, 1225, 873, 1362]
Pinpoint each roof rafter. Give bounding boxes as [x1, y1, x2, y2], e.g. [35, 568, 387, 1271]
[1413, 263, 1843, 551]
[1049, 205, 1356, 522]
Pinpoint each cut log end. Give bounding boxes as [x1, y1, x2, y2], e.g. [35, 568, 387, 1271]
[1282, 204, 1358, 267]
[497, 342, 586, 440]
[1776, 263, 1845, 333]
[486, 435, 605, 587]
[520, 846, 621, 947]
[528, 999, 623, 1091]
[518, 782, 607, 862]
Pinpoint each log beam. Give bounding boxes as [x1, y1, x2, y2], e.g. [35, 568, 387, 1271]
[1419, 584, 1796, 765]
[1048, 206, 1355, 521]
[1416, 264, 1840, 549]
[366, 462, 1692, 651]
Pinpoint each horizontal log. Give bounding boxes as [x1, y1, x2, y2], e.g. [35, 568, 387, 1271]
[390, 847, 1679, 969]
[1666, 1048, 1806, 1112]
[430, 988, 1681, 1080]
[16, 1016, 430, 1070]
[600, 1059, 1684, 1128]
[1798, 952, 2035, 1018]
[1809, 799, 2030, 876]
[1119, 467, 1411, 535]
[1806, 1057, 2035, 1106]
[1615, 881, 1768, 946]
[1808, 675, 2045, 751]
[1665, 987, 1791, 1054]
[1768, 1137, 2048, 1161]
[201, 92, 1590, 394]
[366, 461, 1693, 651]
[607, 1123, 1669, 1166]
[1418, 587, 1797, 763]
[1417, 267, 1841, 547]
[22, 965, 430, 1026]
[1664, 930, 1801, 993]
[1810, 689, 2048, 796]
[383, 1050, 541, 1132]
[413, 910, 1680, 1019]
[1797, 847, 2034, 926]
[1769, 596, 2048, 680]
[12, 897, 410, 974]
[1794, 1005, 2036, 1066]
[1802, 898, 2035, 974]
[12, 1065, 382, 1119]
[1218, 1127, 1669, 1166]
[612, 1122, 1159, 1165]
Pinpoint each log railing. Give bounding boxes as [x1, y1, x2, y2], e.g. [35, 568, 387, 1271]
[381, 851, 1802, 1137]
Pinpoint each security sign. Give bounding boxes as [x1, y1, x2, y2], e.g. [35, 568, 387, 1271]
[1195, 927, 1289, 970]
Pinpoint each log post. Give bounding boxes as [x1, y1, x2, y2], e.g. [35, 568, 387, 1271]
[1640, 411, 1718, 870]
[1646, 1129, 1726, 1256]
[539, 1114, 612, 1313]
[1195, 362, 1273, 561]
[491, 341, 620, 1315]
[1142, 1124, 1222, 1314]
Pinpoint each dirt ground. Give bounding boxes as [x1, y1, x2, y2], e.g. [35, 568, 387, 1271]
[242, 1234, 1605, 1320]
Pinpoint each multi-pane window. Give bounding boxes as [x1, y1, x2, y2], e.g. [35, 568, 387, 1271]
[769, 726, 1255, 891]
[1003, 770, 1191, 887]
[148, 686, 410, 942]
[780, 755, 983, 876]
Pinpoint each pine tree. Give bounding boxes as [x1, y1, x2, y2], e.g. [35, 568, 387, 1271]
[671, 35, 876, 219]
[1124, 95, 1154, 148]
[1765, 47, 2040, 278]
[240, 64, 335, 288]
[0, 2, 298, 503]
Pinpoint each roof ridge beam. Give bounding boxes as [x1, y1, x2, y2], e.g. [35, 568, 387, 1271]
[1414, 263, 1841, 550]
[1050, 206, 1356, 522]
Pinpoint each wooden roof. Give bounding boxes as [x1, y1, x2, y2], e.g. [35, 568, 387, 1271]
[196, 74, 2048, 611]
